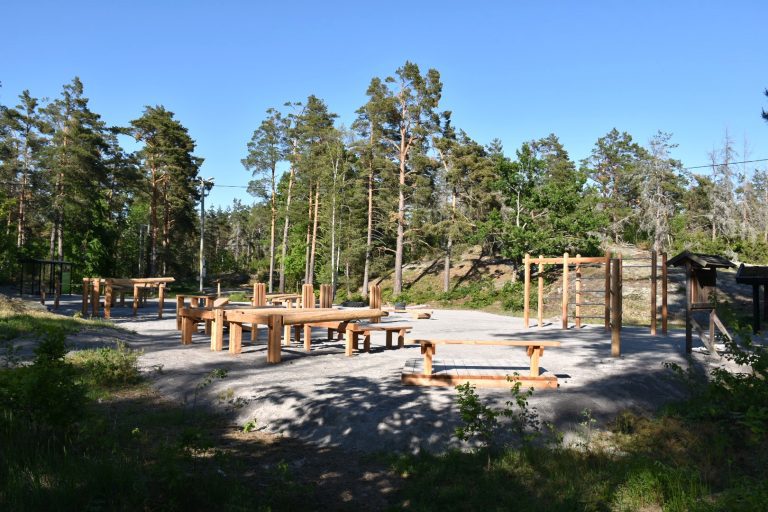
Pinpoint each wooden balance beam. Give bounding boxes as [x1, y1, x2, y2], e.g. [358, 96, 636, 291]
[402, 339, 561, 388]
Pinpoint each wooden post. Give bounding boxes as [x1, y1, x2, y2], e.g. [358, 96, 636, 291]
[422, 343, 435, 374]
[211, 307, 225, 351]
[217, 280, 221, 297]
[319, 284, 332, 308]
[604, 252, 611, 331]
[181, 314, 194, 344]
[283, 300, 292, 346]
[176, 296, 185, 329]
[610, 258, 622, 357]
[104, 279, 113, 319]
[650, 250, 657, 335]
[158, 283, 165, 319]
[562, 252, 569, 329]
[685, 261, 693, 353]
[709, 310, 716, 351]
[575, 254, 581, 328]
[537, 255, 544, 328]
[370, 284, 382, 323]
[527, 346, 542, 376]
[82, 278, 90, 316]
[267, 314, 282, 363]
[523, 253, 531, 328]
[345, 325, 355, 357]
[92, 278, 100, 317]
[752, 284, 761, 334]
[302, 283, 314, 309]
[229, 321, 243, 354]
[132, 284, 139, 316]
[764, 283, 768, 321]
[662, 252, 668, 334]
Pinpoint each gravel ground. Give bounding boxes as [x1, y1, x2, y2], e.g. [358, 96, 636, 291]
[48, 297, 744, 454]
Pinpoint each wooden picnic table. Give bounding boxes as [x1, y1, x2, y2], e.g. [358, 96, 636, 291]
[82, 277, 175, 319]
[180, 306, 384, 363]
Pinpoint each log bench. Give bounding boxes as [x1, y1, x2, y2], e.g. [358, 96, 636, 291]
[345, 323, 413, 353]
[402, 339, 561, 388]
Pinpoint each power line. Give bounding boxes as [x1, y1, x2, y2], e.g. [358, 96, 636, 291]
[684, 158, 768, 171]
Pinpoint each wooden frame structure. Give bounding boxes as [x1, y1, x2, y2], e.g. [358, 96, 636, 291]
[82, 277, 175, 319]
[523, 251, 668, 339]
[735, 264, 768, 334]
[666, 251, 734, 354]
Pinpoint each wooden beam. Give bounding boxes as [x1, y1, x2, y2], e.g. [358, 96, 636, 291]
[575, 254, 581, 329]
[611, 258, 621, 357]
[524, 253, 530, 328]
[662, 252, 668, 334]
[650, 250, 657, 335]
[562, 252, 569, 329]
[538, 255, 544, 329]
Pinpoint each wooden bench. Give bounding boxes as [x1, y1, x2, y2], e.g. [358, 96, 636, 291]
[402, 339, 561, 388]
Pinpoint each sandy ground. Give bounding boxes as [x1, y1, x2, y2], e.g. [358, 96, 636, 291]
[27, 296, 747, 456]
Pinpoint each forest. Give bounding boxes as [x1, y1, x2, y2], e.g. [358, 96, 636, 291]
[2, 63, 768, 297]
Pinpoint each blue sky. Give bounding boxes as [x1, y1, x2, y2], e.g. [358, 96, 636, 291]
[2, 1, 766, 208]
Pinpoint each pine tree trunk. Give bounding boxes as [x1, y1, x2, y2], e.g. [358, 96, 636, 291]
[162, 183, 170, 276]
[309, 186, 320, 285]
[279, 166, 295, 293]
[394, 128, 408, 296]
[149, 167, 159, 277]
[304, 184, 313, 284]
[445, 191, 457, 292]
[269, 199, 276, 293]
[362, 155, 374, 300]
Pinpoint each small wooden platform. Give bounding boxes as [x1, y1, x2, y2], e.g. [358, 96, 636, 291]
[401, 358, 559, 388]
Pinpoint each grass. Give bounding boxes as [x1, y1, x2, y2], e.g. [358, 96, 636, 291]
[0, 333, 314, 510]
[391, 327, 768, 511]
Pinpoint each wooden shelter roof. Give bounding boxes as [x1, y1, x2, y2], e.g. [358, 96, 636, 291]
[735, 264, 768, 285]
[666, 251, 734, 269]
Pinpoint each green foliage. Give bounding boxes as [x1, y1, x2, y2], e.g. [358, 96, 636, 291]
[667, 326, 768, 440]
[68, 341, 141, 389]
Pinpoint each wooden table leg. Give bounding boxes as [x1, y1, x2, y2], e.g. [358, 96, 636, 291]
[268, 315, 282, 363]
[82, 278, 89, 316]
[398, 329, 407, 348]
[386, 331, 393, 349]
[176, 296, 184, 330]
[527, 346, 543, 376]
[158, 284, 165, 319]
[304, 325, 312, 351]
[422, 343, 435, 374]
[363, 332, 371, 353]
[211, 308, 224, 351]
[345, 327, 355, 356]
[250, 323, 258, 342]
[283, 321, 292, 346]
[181, 315, 193, 344]
[104, 281, 113, 319]
[92, 279, 100, 317]
[132, 285, 139, 316]
[229, 322, 243, 354]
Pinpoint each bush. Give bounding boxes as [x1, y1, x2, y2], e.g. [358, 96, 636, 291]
[69, 341, 142, 388]
[0, 326, 85, 433]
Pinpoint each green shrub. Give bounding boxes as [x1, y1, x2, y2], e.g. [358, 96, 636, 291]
[69, 342, 142, 388]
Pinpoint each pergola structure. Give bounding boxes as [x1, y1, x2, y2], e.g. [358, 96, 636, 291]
[735, 264, 768, 333]
[667, 251, 734, 354]
[18, 258, 74, 307]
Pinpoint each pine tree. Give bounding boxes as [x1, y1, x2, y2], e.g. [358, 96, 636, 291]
[242, 108, 287, 292]
[131, 106, 202, 276]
